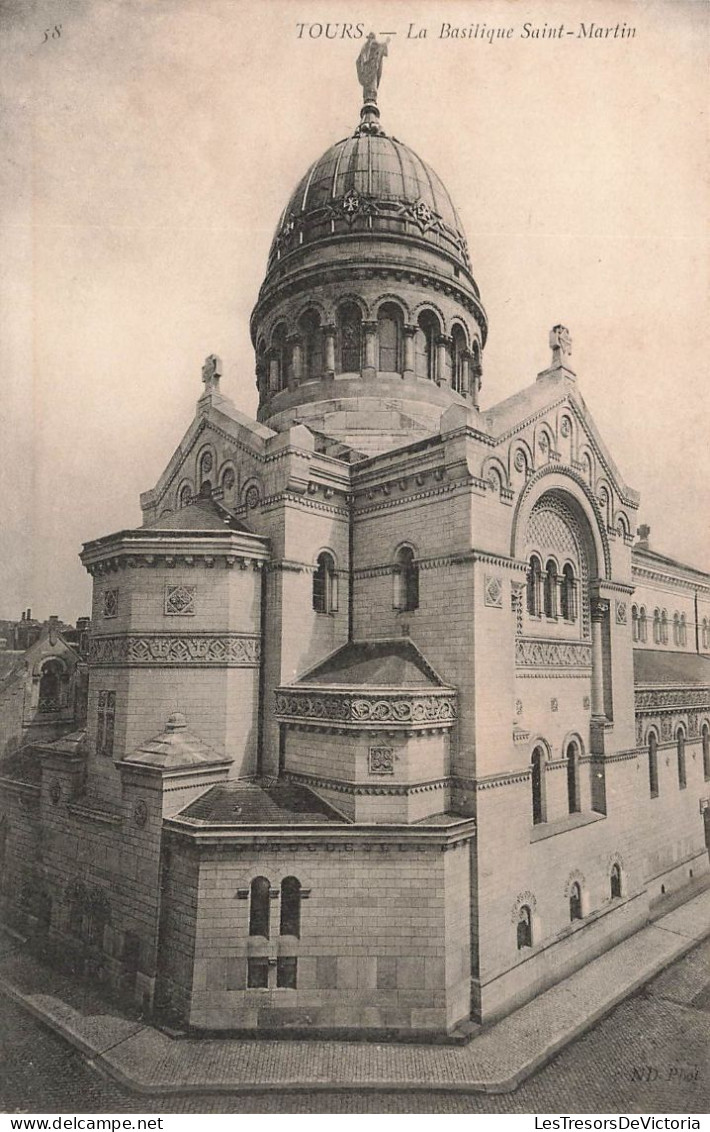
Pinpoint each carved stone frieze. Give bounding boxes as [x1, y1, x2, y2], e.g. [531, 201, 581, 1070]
[635, 687, 710, 712]
[275, 688, 457, 729]
[515, 638, 592, 670]
[90, 634, 261, 667]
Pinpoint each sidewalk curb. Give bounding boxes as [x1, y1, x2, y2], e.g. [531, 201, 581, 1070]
[1, 919, 707, 1097]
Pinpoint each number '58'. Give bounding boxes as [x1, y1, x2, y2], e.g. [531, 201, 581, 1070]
[43, 25, 62, 42]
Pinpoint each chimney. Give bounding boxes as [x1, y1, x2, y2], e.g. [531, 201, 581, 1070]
[27, 608, 32, 621]
[636, 524, 651, 551]
[20, 611, 25, 622]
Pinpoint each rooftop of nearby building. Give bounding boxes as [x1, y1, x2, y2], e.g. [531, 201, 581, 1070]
[298, 638, 446, 687]
[633, 650, 710, 687]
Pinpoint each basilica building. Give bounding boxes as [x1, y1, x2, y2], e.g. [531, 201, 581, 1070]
[1, 50, 709, 1037]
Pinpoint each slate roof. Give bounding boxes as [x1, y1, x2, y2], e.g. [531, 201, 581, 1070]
[177, 779, 343, 826]
[145, 495, 248, 533]
[634, 650, 710, 687]
[298, 639, 445, 688]
[123, 713, 230, 770]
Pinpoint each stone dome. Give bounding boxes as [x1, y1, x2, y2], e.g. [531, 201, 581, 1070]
[265, 133, 472, 279]
[250, 87, 487, 458]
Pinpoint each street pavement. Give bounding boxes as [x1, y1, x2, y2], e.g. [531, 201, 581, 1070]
[0, 888, 708, 1113]
[1, 940, 708, 1114]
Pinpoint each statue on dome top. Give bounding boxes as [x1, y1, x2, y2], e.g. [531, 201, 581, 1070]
[549, 325, 572, 366]
[356, 33, 389, 104]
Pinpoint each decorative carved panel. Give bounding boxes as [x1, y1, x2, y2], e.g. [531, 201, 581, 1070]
[368, 747, 394, 775]
[515, 638, 592, 670]
[165, 585, 196, 616]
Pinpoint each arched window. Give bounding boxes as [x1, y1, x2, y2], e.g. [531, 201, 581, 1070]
[703, 619, 709, 651]
[337, 302, 362, 373]
[639, 607, 648, 643]
[531, 746, 546, 825]
[299, 310, 323, 381]
[566, 740, 580, 814]
[702, 724, 710, 781]
[198, 450, 213, 491]
[312, 551, 337, 614]
[271, 324, 289, 392]
[516, 905, 533, 950]
[451, 325, 467, 394]
[544, 560, 558, 619]
[653, 609, 661, 645]
[280, 877, 302, 938]
[256, 341, 267, 398]
[676, 728, 686, 789]
[569, 882, 583, 922]
[178, 483, 192, 509]
[415, 311, 439, 381]
[673, 613, 680, 646]
[561, 564, 576, 621]
[679, 614, 687, 648]
[378, 303, 403, 373]
[249, 876, 271, 938]
[610, 864, 622, 900]
[38, 659, 66, 714]
[393, 546, 419, 612]
[648, 732, 659, 798]
[661, 610, 668, 645]
[527, 556, 542, 617]
[631, 605, 639, 642]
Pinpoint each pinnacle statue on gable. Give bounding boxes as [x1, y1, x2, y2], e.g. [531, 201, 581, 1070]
[355, 34, 390, 136]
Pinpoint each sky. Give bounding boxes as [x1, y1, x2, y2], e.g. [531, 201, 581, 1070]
[0, 0, 708, 622]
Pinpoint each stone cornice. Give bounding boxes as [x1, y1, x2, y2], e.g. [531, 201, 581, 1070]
[163, 816, 477, 850]
[632, 562, 710, 595]
[81, 530, 269, 574]
[354, 549, 527, 579]
[284, 771, 449, 797]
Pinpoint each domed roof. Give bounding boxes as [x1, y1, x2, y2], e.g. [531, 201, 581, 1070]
[267, 131, 472, 276]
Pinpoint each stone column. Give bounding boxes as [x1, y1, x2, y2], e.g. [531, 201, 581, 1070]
[268, 353, 280, 394]
[363, 320, 378, 378]
[403, 324, 417, 379]
[256, 359, 267, 405]
[323, 323, 336, 378]
[590, 597, 610, 717]
[287, 335, 302, 389]
[435, 335, 451, 386]
[471, 358, 482, 409]
[460, 351, 471, 397]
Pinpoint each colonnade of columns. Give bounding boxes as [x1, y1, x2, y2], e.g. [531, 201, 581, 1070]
[256, 323, 482, 408]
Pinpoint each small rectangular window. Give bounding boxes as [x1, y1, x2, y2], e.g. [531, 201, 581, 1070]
[247, 958, 269, 988]
[97, 690, 116, 757]
[276, 957, 297, 989]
